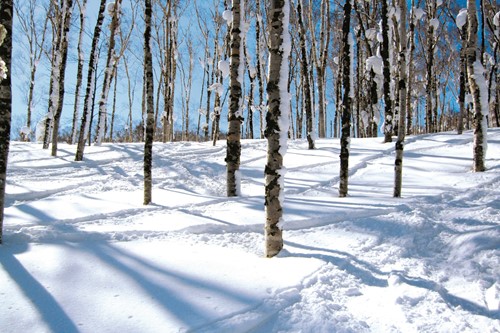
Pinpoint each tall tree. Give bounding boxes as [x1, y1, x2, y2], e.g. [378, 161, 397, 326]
[425, 0, 438, 133]
[394, 0, 407, 198]
[75, 0, 107, 161]
[265, 0, 290, 258]
[95, 0, 122, 146]
[49, 0, 74, 157]
[255, 0, 266, 139]
[0, 0, 13, 244]
[144, 0, 155, 204]
[308, 0, 330, 138]
[14, 0, 50, 142]
[70, 0, 88, 144]
[466, 0, 488, 172]
[381, 0, 393, 143]
[406, 0, 416, 136]
[226, 0, 245, 197]
[296, 0, 315, 149]
[42, 0, 73, 154]
[457, 8, 468, 135]
[338, 0, 352, 198]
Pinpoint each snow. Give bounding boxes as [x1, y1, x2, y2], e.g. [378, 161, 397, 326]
[208, 82, 223, 96]
[218, 60, 230, 79]
[457, 9, 468, 30]
[414, 7, 425, 21]
[222, 10, 232, 25]
[366, 55, 383, 76]
[430, 18, 440, 30]
[1, 128, 500, 332]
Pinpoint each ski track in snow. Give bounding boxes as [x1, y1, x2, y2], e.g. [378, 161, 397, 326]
[2, 129, 500, 332]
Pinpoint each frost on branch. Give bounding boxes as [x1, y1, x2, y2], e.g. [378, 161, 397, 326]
[218, 60, 230, 79]
[457, 9, 467, 30]
[0, 24, 7, 81]
[208, 82, 224, 96]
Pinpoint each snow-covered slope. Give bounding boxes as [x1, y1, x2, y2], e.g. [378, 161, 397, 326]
[1, 129, 499, 332]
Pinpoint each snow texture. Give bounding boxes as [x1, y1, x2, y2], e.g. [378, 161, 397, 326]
[414, 7, 425, 21]
[366, 56, 383, 77]
[218, 60, 230, 79]
[430, 18, 440, 30]
[222, 10, 232, 25]
[1, 129, 499, 333]
[457, 9, 468, 30]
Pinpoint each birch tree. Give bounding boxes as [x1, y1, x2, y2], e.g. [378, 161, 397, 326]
[308, 0, 330, 138]
[226, 0, 245, 197]
[95, 0, 123, 146]
[41, 0, 73, 155]
[144, 0, 155, 204]
[338, 0, 352, 198]
[70, 0, 87, 144]
[14, 0, 50, 142]
[265, 0, 290, 258]
[75, 0, 107, 161]
[0, 0, 13, 243]
[381, 0, 393, 143]
[466, 0, 488, 172]
[296, 0, 315, 149]
[425, 0, 438, 133]
[394, 0, 407, 198]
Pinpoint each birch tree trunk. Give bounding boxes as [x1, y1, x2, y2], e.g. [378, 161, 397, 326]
[394, 0, 407, 198]
[75, 0, 107, 161]
[458, 21, 467, 135]
[0, 0, 13, 243]
[95, 0, 122, 146]
[466, 0, 487, 172]
[406, 0, 415, 136]
[425, 0, 437, 134]
[308, 0, 330, 138]
[71, 0, 87, 144]
[338, 0, 352, 198]
[50, 0, 74, 157]
[255, 0, 266, 139]
[297, 0, 315, 149]
[143, 0, 155, 204]
[265, 0, 290, 258]
[14, 0, 50, 142]
[381, 0, 393, 142]
[41, 1, 71, 151]
[226, 0, 245, 197]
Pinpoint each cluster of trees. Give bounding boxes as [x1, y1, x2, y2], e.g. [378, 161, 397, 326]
[0, 0, 498, 255]
[8, 0, 499, 147]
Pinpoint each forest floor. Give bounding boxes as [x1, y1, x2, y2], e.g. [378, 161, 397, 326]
[1, 128, 499, 332]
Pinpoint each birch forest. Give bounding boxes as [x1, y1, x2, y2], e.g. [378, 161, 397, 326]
[1, 0, 499, 248]
[6, 0, 498, 146]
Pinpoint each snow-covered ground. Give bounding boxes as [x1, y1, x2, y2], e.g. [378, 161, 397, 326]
[1, 129, 499, 333]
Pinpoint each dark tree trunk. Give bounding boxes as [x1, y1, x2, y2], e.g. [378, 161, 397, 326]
[297, 0, 315, 149]
[226, 0, 244, 197]
[51, 0, 74, 157]
[71, 0, 88, 144]
[75, 0, 107, 161]
[265, 0, 290, 258]
[394, 0, 407, 198]
[339, 0, 352, 198]
[381, 0, 393, 142]
[466, 0, 487, 172]
[0, 0, 13, 243]
[144, 0, 155, 204]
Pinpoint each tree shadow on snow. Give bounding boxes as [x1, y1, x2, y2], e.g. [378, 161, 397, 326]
[0, 244, 79, 333]
[284, 240, 500, 320]
[1, 228, 260, 331]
